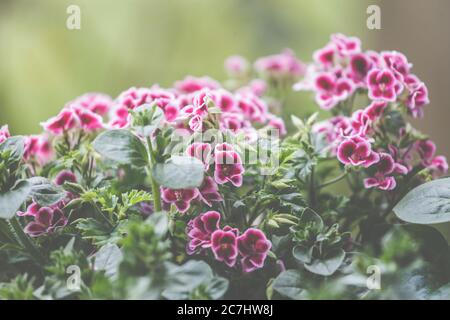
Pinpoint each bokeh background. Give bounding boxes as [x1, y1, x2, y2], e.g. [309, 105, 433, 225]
[0, 0, 449, 157]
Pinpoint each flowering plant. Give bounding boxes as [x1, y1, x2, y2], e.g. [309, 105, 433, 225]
[1, 34, 450, 300]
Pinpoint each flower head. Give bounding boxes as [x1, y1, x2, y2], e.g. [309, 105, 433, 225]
[337, 136, 379, 167]
[54, 170, 77, 186]
[161, 187, 198, 213]
[197, 176, 223, 207]
[186, 142, 212, 170]
[24, 135, 53, 164]
[186, 210, 221, 254]
[73, 93, 113, 116]
[237, 228, 271, 273]
[367, 68, 400, 102]
[41, 108, 78, 135]
[24, 207, 68, 237]
[214, 144, 245, 187]
[174, 76, 220, 94]
[211, 229, 239, 267]
[224, 55, 249, 77]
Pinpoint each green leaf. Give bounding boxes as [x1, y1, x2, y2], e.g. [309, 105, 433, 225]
[292, 245, 314, 264]
[28, 177, 66, 206]
[93, 129, 148, 167]
[304, 248, 345, 276]
[153, 156, 204, 189]
[300, 208, 324, 230]
[93, 243, 123, 279]
[0, 180, 31, 219]
[272, 270, 305, 299]
[394, 178, 450, 224]
[162, 260, 213, 299]
[0, 136, 25, 162]
[427, 283, 450, 300]
[204, 277, 229, 300]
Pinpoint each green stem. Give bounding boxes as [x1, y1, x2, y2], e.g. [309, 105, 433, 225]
[308, 167, 316, 208]
[9, 216, 46, 265]
[146, 136, 162, 212]
[318, 172, 348, 189]
[91, 201, 114, 228]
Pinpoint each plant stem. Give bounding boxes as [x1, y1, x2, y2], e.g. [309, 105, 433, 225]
[318, 172, 348, 189]
[308, 166, 316, 208]
[9, 216, 46, 265]
[91, 201, 114, 228]
[146, 136, 162, 212]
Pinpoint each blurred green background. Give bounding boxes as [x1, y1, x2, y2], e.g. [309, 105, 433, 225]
[0, 0, 449, 158]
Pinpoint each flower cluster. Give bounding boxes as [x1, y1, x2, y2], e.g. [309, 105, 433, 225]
[186, 211, 271, 273]
[295, 33, 429, 117]
[108, 79, 285, 140]
[305, 34, 447, 190]
[41, 93, 112, 135]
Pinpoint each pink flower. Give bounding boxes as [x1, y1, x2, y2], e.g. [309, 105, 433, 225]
[17, 202, 40, 217]
[213, 89, 236, 112]
[73, 93, 113, 116]
[363, 153, 403, 191]
[427, 156, 449, 178]
[72, 106, 104, 131]
[197, 177, 223, 207]
[415, 140, 436, 164]
[236, 93, 268, 123]
[267, 116, 287, 136]
[364, 175, 397, 191]
[186, 210, 221, 254]
[41, 108, 78, 135]
[364, 101, 388, 121]
[211, 229, 239, 267]
[108, 107, 130, 128]
[367, 68, 399, 102]
[219, 113, 247, 133]
[237, 228, 271, 273]
[349, 53, 373, 84]
[248, 79, 267, 96]
[24, 135, 53, 164]
[406, 80, 429, 118]
[188, 114, 204, 132]
[381, 51, 411, 81]
[117, 87, 152, 110]
[350, 110, 371, 136]
[313, 43, 336, 68]
[0, 125, 10, 144]
[331, 33, 361, 56]
[161, 102, 179, 122]
[174, 76, 220, 94]
[314, 73, 355, 109]
[186, 143, 212, 170]
[214, 144, 245, 187]
[24, 207, 68, 237]
[337, 136, 380, 167]
[254, 49, 305, 79]
[161, 187, 199, 213]
[224, 55, 249, 77]
[54, 170, 77, 186]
